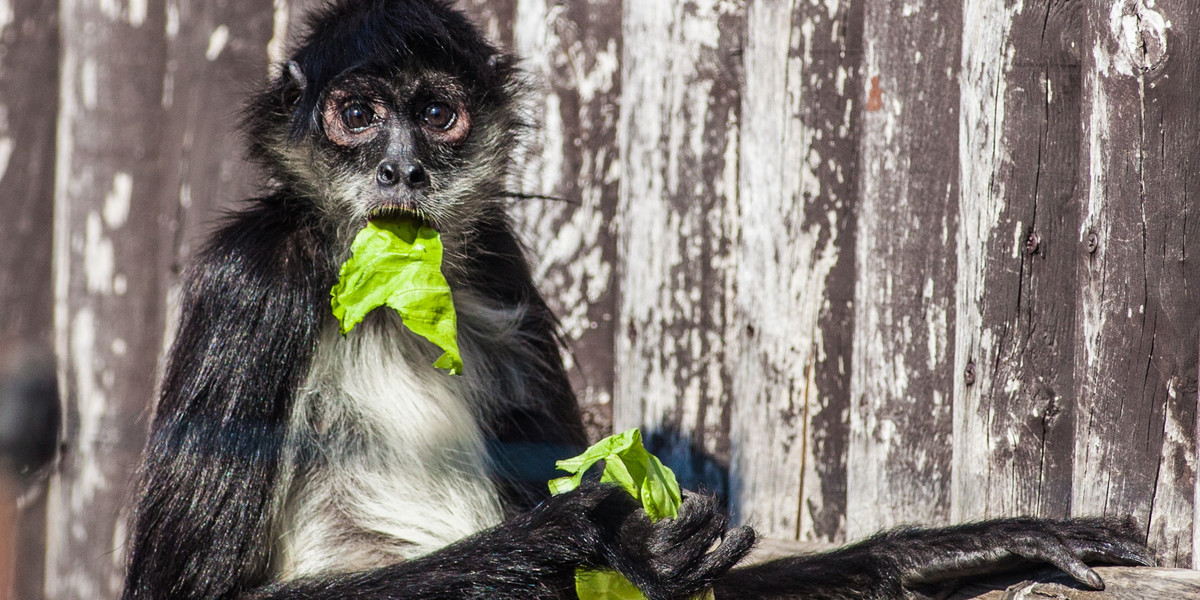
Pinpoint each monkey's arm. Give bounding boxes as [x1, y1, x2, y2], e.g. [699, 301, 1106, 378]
[251, 484, 755, 600]
[123, 200, 330, 600]
[713, 517, 1154, 600]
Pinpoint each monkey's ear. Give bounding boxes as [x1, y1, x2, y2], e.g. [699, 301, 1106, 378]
[487, 53, 518, 81]
[281, 60, 307, 106]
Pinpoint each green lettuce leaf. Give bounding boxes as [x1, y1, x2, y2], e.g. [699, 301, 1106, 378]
[330, 217, 462, 375]
[550, 428, 685, 600]
[549, 428, 681, 521]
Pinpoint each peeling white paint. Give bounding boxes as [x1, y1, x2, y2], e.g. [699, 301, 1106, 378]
[0, 136, 13, 183]
[103, 172, 133, 228]
[81, 58, 99, 110]
[179, 182, 192, 208]
[69, 308, 113, 515]
[98, 0, 121, 22]
[165, 0, 180, 39]
[128, 0, 147, 26]
[952, 0, 1022, 522]
[1011, 219, 1023, 259]
[207, 25, 230, 61]
[84, 213, 115, 295]
[0, 1, 14, 41]
[267, 0, 291, 73]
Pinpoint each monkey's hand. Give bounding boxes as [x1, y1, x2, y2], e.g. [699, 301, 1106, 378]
[885, 516, 1155, 589]
[533, 483, 756, 600]
[711, 517, 1152, 600]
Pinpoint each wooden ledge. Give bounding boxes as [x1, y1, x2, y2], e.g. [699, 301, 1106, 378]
[747, 538, 1200, 599]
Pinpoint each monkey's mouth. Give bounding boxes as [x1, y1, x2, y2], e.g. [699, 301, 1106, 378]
[366, 203, 434, 230]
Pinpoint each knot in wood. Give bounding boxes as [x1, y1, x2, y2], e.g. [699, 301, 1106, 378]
[1107, 0, 1170, 76]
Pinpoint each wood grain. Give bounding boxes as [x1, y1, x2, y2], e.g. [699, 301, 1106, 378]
[950, 567, 1200, 600]
[0, 2, 61, 598]
[726, 0, 860, 544]
[952, 1, 1082, 522]
[848, 0, 962, 537]
[508, 0, 622, 442]
[615, 0, 743, 499]
[43, 1, 280, 597]
[1073, 0, 1199, 567]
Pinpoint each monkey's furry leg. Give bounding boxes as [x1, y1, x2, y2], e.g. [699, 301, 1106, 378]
[712, 517, 1154, 600]
[252, 484, 755, 600]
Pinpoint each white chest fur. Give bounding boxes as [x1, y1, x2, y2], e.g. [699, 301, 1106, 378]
[273, 312, 506, 579]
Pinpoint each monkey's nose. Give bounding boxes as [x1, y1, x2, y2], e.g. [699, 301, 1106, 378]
[377, 161, 429, 189]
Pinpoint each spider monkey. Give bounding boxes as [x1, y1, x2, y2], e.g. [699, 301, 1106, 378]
[121, 1, 1152, 599]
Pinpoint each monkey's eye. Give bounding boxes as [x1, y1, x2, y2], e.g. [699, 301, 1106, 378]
[342, 104, 375, 131]
[419, 102, 456, 131]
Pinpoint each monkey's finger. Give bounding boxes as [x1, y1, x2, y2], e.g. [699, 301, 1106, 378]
[655, 495, 728, 549]
[694, 526, 756, 578]
[1013, 541, 1105, 590]
[1062, 537, 1156, 567]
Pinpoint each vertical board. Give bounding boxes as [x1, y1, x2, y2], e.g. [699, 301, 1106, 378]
[0, 0, 59, 345]
[615, 0, 742, 497]
[953, 2, 1082, 521]
[510, 0, 622, 442]
[848, 0, 962, 538]
[727, 0, 860, 542]
[0, 2, 60, 598]
[47, 2, 169, 597]
[45, 1, 282, 597]
[157, 0, 280, 275]
[1075, 0, 1199, 567]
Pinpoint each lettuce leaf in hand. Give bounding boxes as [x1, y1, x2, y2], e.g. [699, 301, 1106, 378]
[549, 428, 681, 521]
[330, 217, 462, 374]
[550, 428, 688, 600]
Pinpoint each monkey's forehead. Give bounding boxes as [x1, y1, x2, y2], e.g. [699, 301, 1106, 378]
[290, 0, 501, 92]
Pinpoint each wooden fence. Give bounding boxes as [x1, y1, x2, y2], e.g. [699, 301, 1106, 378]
[0, 0, 1196, 598]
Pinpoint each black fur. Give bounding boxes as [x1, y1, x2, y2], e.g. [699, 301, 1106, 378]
[123, 1, 1153, 599]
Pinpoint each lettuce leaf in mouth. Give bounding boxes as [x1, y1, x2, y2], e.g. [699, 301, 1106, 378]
[550, 428, 687, 600]
[330, 217, 462, 375]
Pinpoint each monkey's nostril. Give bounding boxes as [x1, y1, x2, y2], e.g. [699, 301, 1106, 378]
[377, 161, 400, 187]
[405, 164, 428, 189]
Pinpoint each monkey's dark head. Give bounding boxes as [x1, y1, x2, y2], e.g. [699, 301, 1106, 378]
[246, 0, 521, 242]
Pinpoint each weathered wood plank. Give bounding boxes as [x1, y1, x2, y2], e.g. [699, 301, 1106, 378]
[0, 0, 60, 597]
[46, 2, 171, 597]
[615, 0, 742, 498]
[1074, 0, 1199, 568]
[952, 2, 1083, 522]
[509, 0, 621, 442]
[157, 0, 280, 275]
[951, 567, 1200, 600]
[45, 1, 285, 597]
[726, 0, 860, 543]
[848, 0, 961, 537]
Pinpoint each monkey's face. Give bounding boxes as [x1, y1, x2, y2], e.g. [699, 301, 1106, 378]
[289, 67, 515, 248]
[242, 0, 521, 258]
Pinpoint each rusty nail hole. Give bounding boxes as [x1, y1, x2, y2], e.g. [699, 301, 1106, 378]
[1086, 232, 1099, 254]
[746, 324, 756, 338]
[964, 362, 977, 386]
[1025, 232, 1040, 255]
